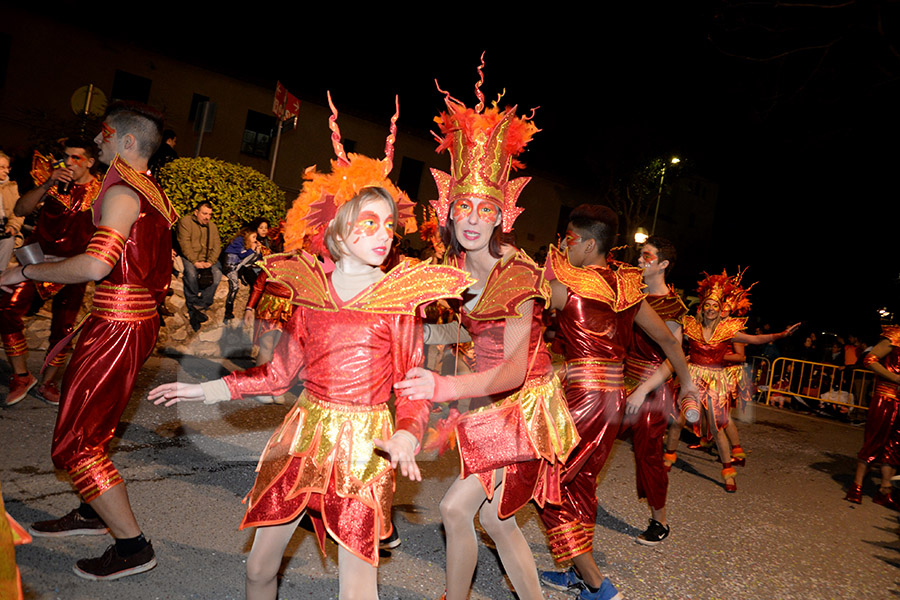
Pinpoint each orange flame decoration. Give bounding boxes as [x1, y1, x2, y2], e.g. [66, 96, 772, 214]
[283, 93, 415, 255]
[429, 52, 539, 233]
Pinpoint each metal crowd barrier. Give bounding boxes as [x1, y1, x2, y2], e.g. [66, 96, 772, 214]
[761, 356, 876, 412]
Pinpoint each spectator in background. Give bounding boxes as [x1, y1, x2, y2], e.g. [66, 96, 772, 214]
[150, 129, 177, 178]
[176, 201, 221, 331]
[222, 225, 261, 321]
[0, 152, 23, 270]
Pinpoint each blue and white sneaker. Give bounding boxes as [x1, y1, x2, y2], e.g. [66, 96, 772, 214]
[581, 577, 623, 600]
[540, 567, 586, 595]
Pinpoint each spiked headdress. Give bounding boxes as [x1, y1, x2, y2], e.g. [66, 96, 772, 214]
[429, 54, 539, 233]
[284, 92, 416, 255]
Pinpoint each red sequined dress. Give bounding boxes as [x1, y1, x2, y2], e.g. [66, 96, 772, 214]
[220, 254, 471, 566]
[51, 156, 176, 502]
[857, 326, 900, 465]
[538, 246, 645, 562]
[622, 290, 687, 512]
[445, 250, 579, 520]
[683, 315, 747, 439]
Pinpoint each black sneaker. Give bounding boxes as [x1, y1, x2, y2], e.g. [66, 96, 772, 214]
[379, 526, 401, 550]
[635, 519, 670, 546]
[29, 509, 109, 537]
[74, 542, 157, 580]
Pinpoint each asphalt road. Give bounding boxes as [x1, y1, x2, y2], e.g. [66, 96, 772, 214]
[2, 335, 899, 599]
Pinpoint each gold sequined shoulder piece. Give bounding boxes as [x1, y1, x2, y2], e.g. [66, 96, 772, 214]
[648, 291, 688, 323]
[347, 259, 475, 316]
[682, 315, 703, 342]
[882, 325, 900, 347]
[260, 251, 338, 311]
[99, 156, 178, 227]
[467, 249, 547, 321]
[549, 246, 645, 312]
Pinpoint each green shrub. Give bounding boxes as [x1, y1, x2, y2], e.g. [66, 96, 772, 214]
[158, 157, 286, 243]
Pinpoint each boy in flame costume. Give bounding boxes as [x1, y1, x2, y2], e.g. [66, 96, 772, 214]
[150, 94, 472, 600]
[683, 271, 798, 492]
[845, 325, 900, 509]
[1, 102, 176, 580]
[535, 210, 697, 600]
[620, 237, 688, 546]
[396, 58, 579, 600]
[0, 139, 100, 406]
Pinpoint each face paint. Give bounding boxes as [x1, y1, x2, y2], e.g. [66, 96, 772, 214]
[101, 122, 116, 143]
[640, 250, 658, 264]
[476, 201, 499, 224]
[452, 199, 499, 224]
[452, 199, 473, 222]
[350, 211, 381, 244]
[563, 229, 582, 250]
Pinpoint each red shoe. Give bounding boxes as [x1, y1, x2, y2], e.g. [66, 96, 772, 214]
[844, 484, 862, 504]
[722, 465, 737, 493]
[873, 490, 900, 511]
[5, 373, 36, 407]
[36, 381, 61, 406]
[731, 445, 746, 467]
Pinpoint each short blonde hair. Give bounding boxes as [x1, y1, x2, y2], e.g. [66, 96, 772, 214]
[324, 186, 397, 260]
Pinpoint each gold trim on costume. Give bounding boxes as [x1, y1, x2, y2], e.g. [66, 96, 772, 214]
[450, 250, 549, 321]
[683, 315, 746, 345]
[548, 246, 646, 312]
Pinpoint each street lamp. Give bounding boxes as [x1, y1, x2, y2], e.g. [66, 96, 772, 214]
[651, 157, 680, 235]
[634, 227, 649, 244]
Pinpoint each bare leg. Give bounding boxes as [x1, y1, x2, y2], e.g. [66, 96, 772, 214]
[880, 464, 896, 494]
[724, 418, 741, 448]
[571, 552, 605, 590]
[338, 545, 379, 600]
[477, 483, 543, 600]
[88, 483, 140, 539]
[246, 517, 302, 600]
[714, 428, 732, 464]
[9, 354, 26, 374]
[650, 505, 667, 527]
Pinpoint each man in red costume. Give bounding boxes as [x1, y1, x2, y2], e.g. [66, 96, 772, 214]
[539, 206, 698, 600]
[1, 101, 176, 580]
[0, 138, 100, 406]
[845, 325, 900, 509]
[620, 236, 687, 546]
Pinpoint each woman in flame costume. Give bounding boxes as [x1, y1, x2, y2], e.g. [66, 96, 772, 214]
[684, 271, 798, 492]
[396, 59, 579, 600]
[845, 325, 900, 509]
[149, 95, 472, 600]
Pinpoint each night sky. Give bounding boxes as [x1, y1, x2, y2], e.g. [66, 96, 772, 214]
[30, 2, 900, 341]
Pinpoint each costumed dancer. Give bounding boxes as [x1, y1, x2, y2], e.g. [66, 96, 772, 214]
[0, 138, 100, 406]
[534, 211, 697, 600]
[396, 59, 579, 600]
[720, 271, 755, 466]
[0, 102, 177, 580]
[620, 236, 689, 546]
[684, 272, 799, 492]
[149, 94, 472, 600]
[845, 325, 900, 509]
[0, 482, 31, 600]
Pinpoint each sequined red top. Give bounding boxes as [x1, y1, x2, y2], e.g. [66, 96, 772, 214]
[30, 179, 99, 257]
[683, 316, 746, 368]
[224, 278, 431, 442]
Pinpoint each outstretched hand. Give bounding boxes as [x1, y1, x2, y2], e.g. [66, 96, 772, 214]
[784, 322, 801, 337]
[373, 433, 421, 482]
[148, 382, 206, 407]
[394, 367, 437, 401]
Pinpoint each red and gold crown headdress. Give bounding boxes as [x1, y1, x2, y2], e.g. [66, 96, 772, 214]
[283, 92, 417, 256]
[429, 54, 539, 233]
[722, 267, 756, 316]
[696, 271, 734, 307]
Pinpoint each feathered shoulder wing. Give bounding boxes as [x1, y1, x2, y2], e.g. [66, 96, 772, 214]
[467, 250, 549, 321]
[347, 258, 474, 315]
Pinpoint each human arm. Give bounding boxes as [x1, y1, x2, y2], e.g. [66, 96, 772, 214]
[864, 339, 900, 385]
[395, 299, 534, 402]
[634, 301, 699, 402]
[14, 169, 70, 216]
[208, 221, 221, 264]
[625, 320, 681, 415]
[423, 321, 473, 345]
[733, 322, 800, 345]
[725, 342, 746, 364]
[548, 279, 568, 312]
[1, 186, 140, 290]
